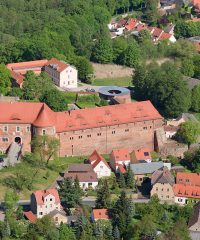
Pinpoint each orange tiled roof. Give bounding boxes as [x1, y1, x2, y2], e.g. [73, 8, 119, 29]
[0, 101, 162, 132]
[46, 58, 69, 72]
[93, 209, 110, 220]
[24, 211, 37, 223]
[111, 148, 130, 162]
[7, 59, 48, 71]
[192, 0, 200, 9]
[33, 188, 60, 206]
[173, 184, 200, 199]
[125, 18, 139, 31]
[117, 164, 126, 173]
[10, 70, 25, 86]
[159, 32, 172, 41]
[176, 172, 200, 186]
[133, 148, 152, 161]
[88, 150, 110, 169]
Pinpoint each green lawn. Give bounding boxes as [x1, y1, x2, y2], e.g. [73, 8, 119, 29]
[91, 77, 132, 87]
[0, 156, 84, 201]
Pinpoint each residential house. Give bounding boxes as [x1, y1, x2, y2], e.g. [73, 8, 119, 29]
[131, 148, 152, 163]
[44, 58, 77, 89]
[87, 150, 111, 178]
[148, 26, 176, 43]
[110, 148, 130, 173]
[173, 173, 200, 205]
[125, 18, 139, 31]
[130, 161, 164, 183]
[24, 188, 67, 225]
[151, 167, 175, 202]
[64, 172, 98, 190]
[188, 201, 200, 240]
[7, 58, 78, 89]
[91, 209, 110, 222]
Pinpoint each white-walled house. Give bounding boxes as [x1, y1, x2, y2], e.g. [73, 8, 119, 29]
[45, 58, 78, 89]
[88, 150, 111, 178]
[30, 189, 61, 218]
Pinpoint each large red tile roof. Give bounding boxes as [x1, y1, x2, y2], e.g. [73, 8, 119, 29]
[33, 188, 60, 206]
[10, 70, 25, 86]
[88, 150, 110, 169]
[176, 172, 200, 186]
[92, 209, 110, 220]
[0, 101, 162, 132]
[173, 184, 200, 199]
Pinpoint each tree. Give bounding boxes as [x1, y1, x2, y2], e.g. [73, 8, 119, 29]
[176, 120, 200, 147]
[0, 64, 11, 95]
[92, 35, 114, 63]
[112, 225, 120, 240]
[112, 37, 128, 63]
[125, 164, 134, 188]
[95, 179, 111, 208]
[121, 41, 141, 68]
[138, 214, 157, 239]
[31, 135, 60, 165]
[118, 172, 126, 188]
[59, 177, 82, 208]
[74, 56, 93, 83]
[40, 89, 68, 111]
[145, 0, 159, 25]
[133, 62, 191, 118]
[59, 223, 76, 240]
[191, 85, 200, 112]
[180, 58, 194, 77]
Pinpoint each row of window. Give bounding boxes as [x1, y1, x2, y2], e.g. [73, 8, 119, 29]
[156, 188, 170, 192]
[2, 126, 30, 132]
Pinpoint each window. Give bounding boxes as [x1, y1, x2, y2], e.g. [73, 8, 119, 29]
[161, 188, 164, 191]
[70, 137, 73, 140]
[156, 187, 158, 191]
[186, 179, 190, 183]
[50, 198, 52, 201]
[112, 130, 115, 134]
[87, 134, 91, 138]
[2, 137, 8, 142]
[100, 166, 103, 169]
[3, 126, 8, 132]
[166, 195, 169, 199]
[167, 188, 169, 192]
[143, 127, 147, 130]
[39, 212, 43, 215]
[178, 198, 182, 202]
[42, 129, 46, 135]
[144, 152, 149, 156]
[125, 129, 129, 132]
[16, 126, 20, 132]
[26, 126, 31, 132]
[55, 217, 58, 222]
[97, 133, 101, 136]
[88, 183, 92, 187]
[79, 136, 82, 139]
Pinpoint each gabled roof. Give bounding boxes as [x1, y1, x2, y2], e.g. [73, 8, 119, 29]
[173, 184, 200, 199]
[46, 58, 69, 73]
[130, 161, 164, 175]
[132, 148, 152, 161]
[24, 211, 37, 223]
[10, 70, 25, 86]
[88, 150, 110, 170]
[68, 164, 94, 173]
[125, 18, 139, 31]
[92, 209, 110, 220]
[151, 168, 175, 185]
[117, 164, 126, 173]
[111, 148, 130, 162]
[176, 172, 200, 186]
[32, 188, 60, 206]
[64, 172, 98, 183]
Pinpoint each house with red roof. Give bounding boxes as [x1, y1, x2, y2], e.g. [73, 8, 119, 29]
[125, 18, 139, 31]
[87, 150, 111, 178]
[0, 100, 163, 156]
[7, 58, 78, 89]
[24, 188, 67, 225]
[131, 148, 152, 163]
[173, 173, 200, 205]
[91, 209, 110, 222]
[110, 148, 130, 173]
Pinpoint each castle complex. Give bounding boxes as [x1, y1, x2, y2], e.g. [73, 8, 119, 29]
[0, 101, 163, 156]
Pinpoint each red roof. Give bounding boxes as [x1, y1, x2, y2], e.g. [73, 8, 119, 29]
[173, 184, 200, 199]
[159, 32, 172, 41]
[10, 70, 25, 86]
[192, 0, 200, 9]
[92, 209, 110, 220]
[135, 23, 147, 32]
[33, 188, 60, 206]
[111, 148, 130, 162]
[0, 101, 163, 132]
[133, 148, 152, 161]
[88, 150, 110, 170]
[24, 211, 37, 223]
[176, 173, 200, 186]
[151, 27, 163, 39]
[125, 18, 139, 31]
[117, 164, 126, 173]
[46, 58, 69, 73]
